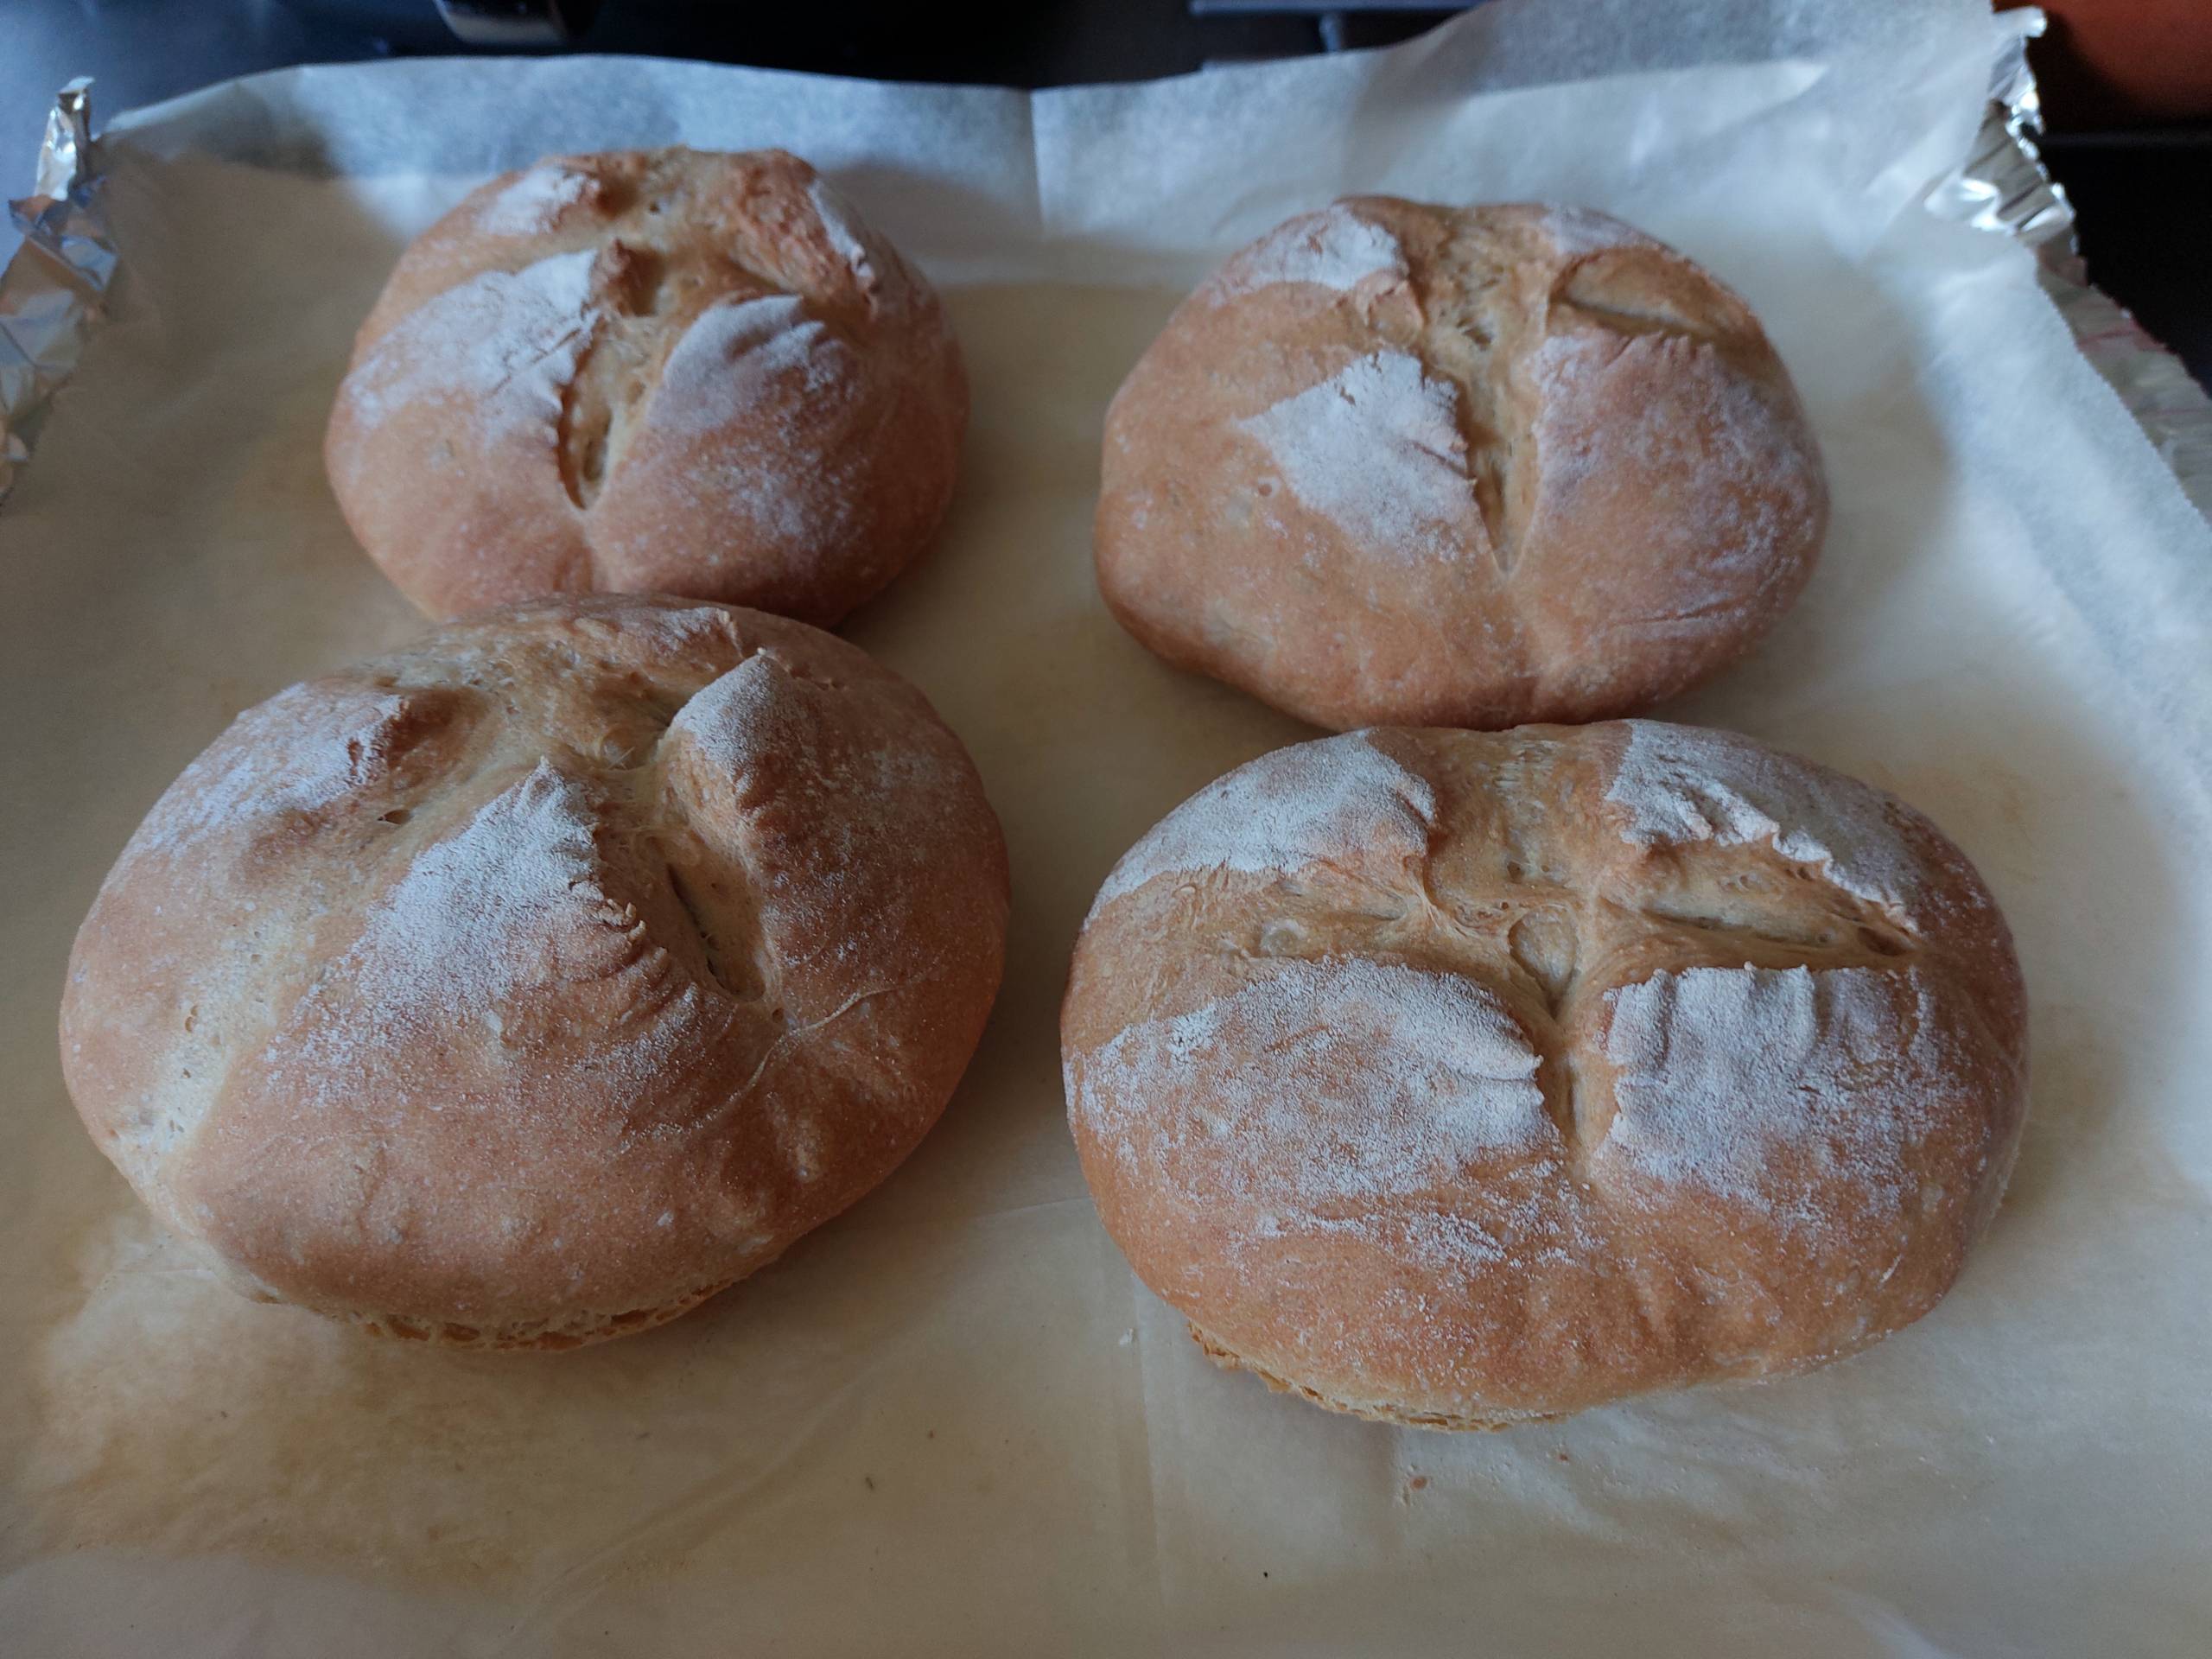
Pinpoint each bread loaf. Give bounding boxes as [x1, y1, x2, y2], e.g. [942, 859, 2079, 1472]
[61, 596, 1009, 1348]
[1096, 200, 1827, 730]
[1063, 721, 2025, 1427]
[327, 148, 967, 626]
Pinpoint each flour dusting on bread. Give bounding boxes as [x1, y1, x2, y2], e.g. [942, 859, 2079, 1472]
[341, 249, 597, 440]
[1522, 326, 1820, 621]
[136, 683, 413, 855]
[1534, 204, 1652, 258]
[478, 163, 598, 236]
[1604, 721, 1919, 916]
[664, 645, 971, 1007]
[667, 651, 792, 782]
[806, 176, 914, 315]
[345, 762, 609, 1010]
[1092, 732, 1434, 911]
[280, 761, 702, 1109]
[647, 296, 849, 435]
[1599, 964, 1950, 1226]
[1214, 203, 1407, 299]
[1238, 351, 1475, 563]
[1076, 957, 1554, 1215]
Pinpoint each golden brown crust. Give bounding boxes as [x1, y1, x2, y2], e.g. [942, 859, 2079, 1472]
[60, 595, 1009, 1347]
[326, 148, 967, 626]
[1187, 1325, 1560, 1432]
[1095, 200, 1827, 730]
[1064, 722, 2026, 1426]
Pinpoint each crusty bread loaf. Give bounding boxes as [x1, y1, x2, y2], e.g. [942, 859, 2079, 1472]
[60, 596, 1008, 1348]
[326, 147, 966, 626]
[1096, 200, 1827, 731]
[1063, 722, 2025, 1427]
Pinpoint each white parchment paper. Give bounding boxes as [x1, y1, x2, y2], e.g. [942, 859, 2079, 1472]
[5, 3, 2211, 1652]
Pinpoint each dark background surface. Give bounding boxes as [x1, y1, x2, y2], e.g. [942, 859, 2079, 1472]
[6, 0, 2209, 387]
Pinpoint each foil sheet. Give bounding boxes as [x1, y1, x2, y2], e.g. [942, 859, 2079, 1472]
[0, 24, 2204, 513]
[0, 80, 114, 505]
[1931, 10, 2212, 518]
[1929, 10, 2080, 270]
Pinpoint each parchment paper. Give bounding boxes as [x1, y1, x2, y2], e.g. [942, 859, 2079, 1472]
[6, 3, 2212, 1652]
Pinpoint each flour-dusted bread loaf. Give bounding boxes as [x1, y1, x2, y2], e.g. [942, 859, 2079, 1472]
[327, 148, 967, 626]
[1063, 722, 2025, 1427]
[60, 596, 1008, 1348]
[1096, 200, 1827, 730]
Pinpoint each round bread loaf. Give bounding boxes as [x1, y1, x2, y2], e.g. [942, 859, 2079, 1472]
[60, 596, 1008, 1348]
[1063, 722, 2025, 1427]
[326, 147, 967, 626]
[1096, 200, 1828, 730]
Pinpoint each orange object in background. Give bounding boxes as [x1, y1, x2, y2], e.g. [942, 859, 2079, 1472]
[2000, 0, 2212, 124]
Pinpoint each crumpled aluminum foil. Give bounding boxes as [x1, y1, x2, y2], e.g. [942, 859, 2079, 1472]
[0, 26, 2204, 514]
[1929, 10, 2079, 270]
[0, 79, 116, 505]
[1929, 8, 2212, 517]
